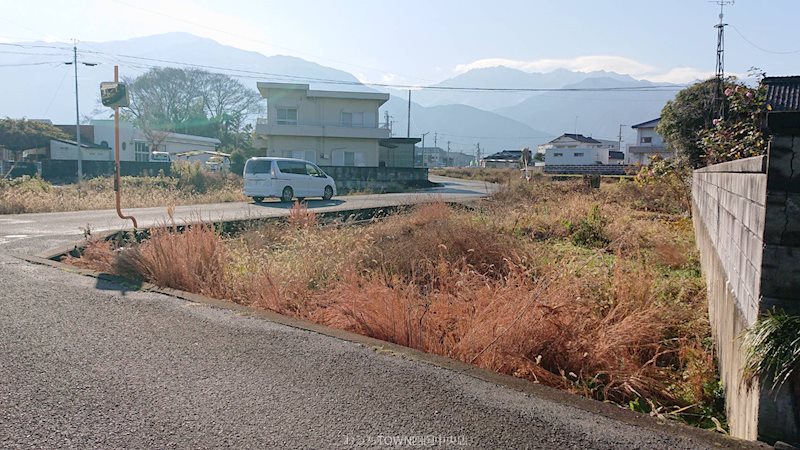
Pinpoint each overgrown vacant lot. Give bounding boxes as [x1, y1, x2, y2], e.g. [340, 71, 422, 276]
[69, 175, 724, 429]
[0, 163, 246, 214]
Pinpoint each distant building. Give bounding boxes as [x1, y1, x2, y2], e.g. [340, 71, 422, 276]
[481, 150, 522, 168]
[26, 120, 221, 164]
[254, 82, 390, 166]
[538, 133, 620, 165]
[417, 147, 474, 167]
[627, 118, 673, 165]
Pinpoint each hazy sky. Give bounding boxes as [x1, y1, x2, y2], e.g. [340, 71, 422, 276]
[1, 0, 798, 85]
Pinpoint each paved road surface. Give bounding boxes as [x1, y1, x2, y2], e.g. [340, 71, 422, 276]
[0, 177, 759, 449]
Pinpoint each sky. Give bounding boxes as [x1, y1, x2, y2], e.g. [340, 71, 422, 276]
[1, 0, 799, 86]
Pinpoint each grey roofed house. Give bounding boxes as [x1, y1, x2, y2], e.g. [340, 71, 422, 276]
[481, 150, 523, 168]
[631, 118, 661, 129]
[556, 133, 602, 144]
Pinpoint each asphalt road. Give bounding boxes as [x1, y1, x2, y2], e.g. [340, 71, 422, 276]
[0, 176, 761, 449]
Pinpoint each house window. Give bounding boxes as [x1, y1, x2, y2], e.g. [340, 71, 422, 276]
[344, 151, 355, 166]
[641, 136, 652, 144]
[553, 152, 563, 157]
[341, 112, 364, 127]
[134, 141, 149, 162]
[574, 152, 584, 157]
[276, 107, 298, 125]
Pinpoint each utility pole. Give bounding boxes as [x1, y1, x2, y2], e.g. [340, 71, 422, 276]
[384, 110, 392, 135]
[617, 124, 626, 162]
[65, 41, 96, 182]
[433, 132, 438, 149]
[712, 0, 733, 119]
[420, 131, 430, 168]
[476, 142, 482, 167]
[407, 89, 411, 138]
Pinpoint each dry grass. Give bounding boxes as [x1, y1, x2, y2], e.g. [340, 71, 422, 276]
[68, 175, 724, 428]
[0, 169, 246, 214]
[431, 167, 517, 184]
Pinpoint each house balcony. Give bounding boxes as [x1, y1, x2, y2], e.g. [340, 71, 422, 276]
[255, 118, 390, 140]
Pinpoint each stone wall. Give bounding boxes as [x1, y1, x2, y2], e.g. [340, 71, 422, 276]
[692, 124, 800, 443]
[318, 166, 433, 193]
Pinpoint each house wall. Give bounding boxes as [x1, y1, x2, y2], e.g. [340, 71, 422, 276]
[635, 127, 664, 147]
[266, 90, 381, 128]
[49, 140, 114, 161]
[545, 147, 607, 165]
[92, 121, 219, 163]
[264, 135, 379, 167]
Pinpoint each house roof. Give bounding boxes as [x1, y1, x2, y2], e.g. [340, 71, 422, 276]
[256, 82, 389, 104]
[379, 137, 421, 148]
[549, 133, 601, 144]
[764, 76, 800, 112]
[631, 118, 661, 129]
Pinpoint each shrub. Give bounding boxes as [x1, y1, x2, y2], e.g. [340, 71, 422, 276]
[569, 205, 609, 248]
[743, 312, 800, 389]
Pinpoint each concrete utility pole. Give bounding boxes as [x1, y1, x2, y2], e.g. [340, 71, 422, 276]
[617, 124, 626, 157]
[476, 142, 482, 166]
[420, 131, 429, 168]
[65, 41, 96, 182]
[407, 89, 411, 138]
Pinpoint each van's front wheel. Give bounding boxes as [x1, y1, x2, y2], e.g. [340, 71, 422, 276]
[323, 185, 334, 200]
[280, 186, 294, 203]
[252, 196, 264, 203]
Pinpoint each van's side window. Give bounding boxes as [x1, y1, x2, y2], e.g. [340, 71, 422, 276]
[245, 160, 271, 174]
[276, 160, 305, 174]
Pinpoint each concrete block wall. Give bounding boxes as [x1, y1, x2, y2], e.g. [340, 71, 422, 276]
[692, 128, 800, 443]
[692, 155, 767, 440]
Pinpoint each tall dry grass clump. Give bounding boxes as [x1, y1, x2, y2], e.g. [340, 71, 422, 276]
[360, 202, 522, 282]
[116, 224, 229, 298]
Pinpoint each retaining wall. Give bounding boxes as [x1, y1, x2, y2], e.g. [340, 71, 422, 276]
[692, 124, 800, 443]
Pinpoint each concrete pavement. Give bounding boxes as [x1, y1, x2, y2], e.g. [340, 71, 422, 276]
[0, 177, 762, 449]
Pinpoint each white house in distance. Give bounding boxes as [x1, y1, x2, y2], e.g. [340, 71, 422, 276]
[627, 118, 673, 165]
[254, 82, 390, 166]
[49, 120, 221, 163]
[537, 133, 623, 165]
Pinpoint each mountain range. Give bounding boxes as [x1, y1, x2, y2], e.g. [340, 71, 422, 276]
[0, 32, 678, 152]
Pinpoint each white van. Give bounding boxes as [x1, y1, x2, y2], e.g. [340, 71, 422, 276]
[243, 157, 337, 203]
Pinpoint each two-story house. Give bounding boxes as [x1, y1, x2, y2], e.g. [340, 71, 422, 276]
[255, 82, 390, 167]
[627, 118, 673, 165]
[538, 133, 621, 165]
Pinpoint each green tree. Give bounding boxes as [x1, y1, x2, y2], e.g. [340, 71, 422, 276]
[657, 78, 720, 168]
[658, 76, 764, 168]
[0, 118, 68, 160]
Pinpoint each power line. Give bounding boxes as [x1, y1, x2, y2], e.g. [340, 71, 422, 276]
[75, 47, 685, 93]
[0, 61, 64, 67]
[731, 24, 800, 55]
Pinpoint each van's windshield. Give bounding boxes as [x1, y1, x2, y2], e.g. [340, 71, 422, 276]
[245, 159, 271, 174]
